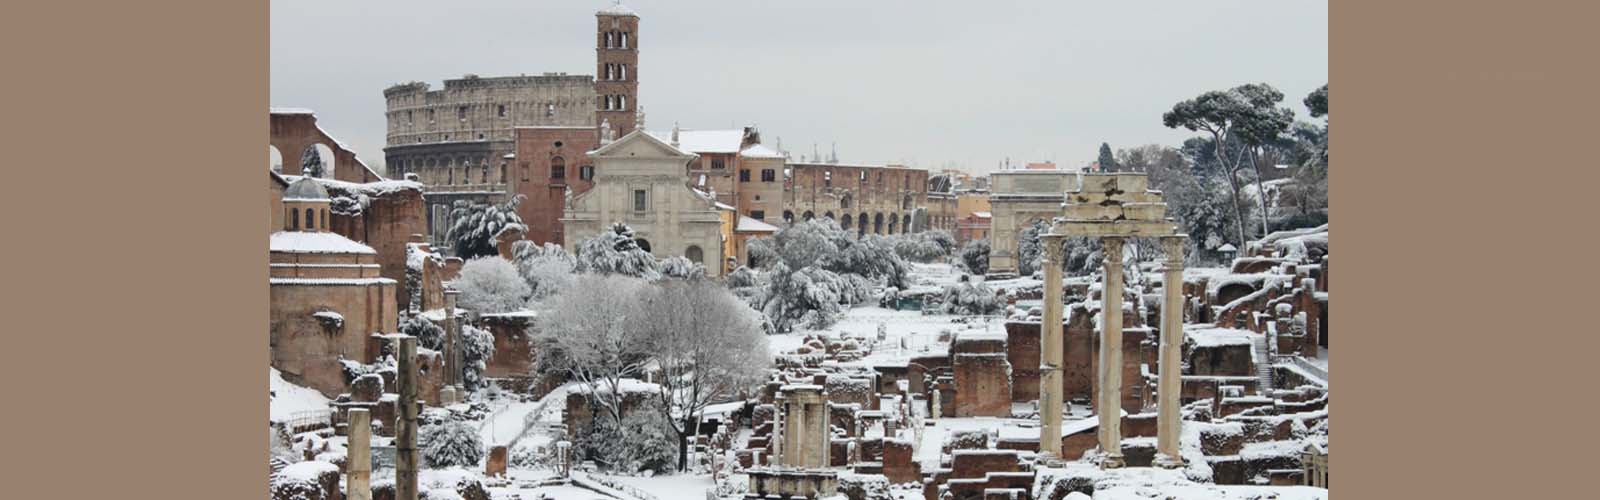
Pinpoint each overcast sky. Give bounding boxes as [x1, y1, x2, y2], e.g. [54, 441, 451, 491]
[271, 0, 1326, 174]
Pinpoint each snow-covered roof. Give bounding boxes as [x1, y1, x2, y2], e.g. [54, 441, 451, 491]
[269, 107, 316, 115]
[971, 211, 992, 218]
[270, 231, 377, 255]
[648, 129, 744, 153]
[591, 129, 695, 158]
[597, 2, 638, 17]
[740, 144, 785, 159]
[1217, 243, 1238, 252]
[1187, 327, 1257, 348]
[281, 175, 424, 198]
[736, 215, 780, 233]
[283, 177, 330, 201]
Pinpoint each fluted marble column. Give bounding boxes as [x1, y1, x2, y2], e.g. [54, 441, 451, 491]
[1038, 235, 1066, 459]
[1097, 237, 1126, 469]
[1155, 235, 1187, 468]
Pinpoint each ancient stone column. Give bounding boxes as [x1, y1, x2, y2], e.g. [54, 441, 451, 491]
[1155, 235, 1187, 468]
[1097, 236, 1126, 468]
[442, 289, 462, 404]
[395, 336, 420, 500]
[1038, 234, 1066, 459]
[347, 408, 372, 500]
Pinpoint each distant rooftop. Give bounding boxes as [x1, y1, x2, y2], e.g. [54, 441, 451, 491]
[597, 2, 639, 17]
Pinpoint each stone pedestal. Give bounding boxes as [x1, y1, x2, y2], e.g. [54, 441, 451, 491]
[485, 445, 508, 477]
[1038, 235, 1066, 459]
[347, 408, 372, 500]
[1155, 235, 1187, 469]
[1097, 237, 1126, 469]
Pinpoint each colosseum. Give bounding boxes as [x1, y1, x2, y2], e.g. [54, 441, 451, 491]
[382, 74, 598, 244]
[781, 161, 931, 237]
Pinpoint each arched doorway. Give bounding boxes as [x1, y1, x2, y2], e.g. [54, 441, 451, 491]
[803, 210, 815, 221]
[873, 213, 884, 234]
[635, 238, 653, 252]
[858, 213, 868, 236]
[903, 214, 912, 233]
[824, 211, 834, 220]
[887, 215, 897, 234]
[685, 245, 704, 267]
[783, 210, 795, 224]
[840, 215, 852, 231]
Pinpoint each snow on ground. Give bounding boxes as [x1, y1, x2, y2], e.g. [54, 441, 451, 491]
[270, 367, 330, 423]
[1032, 464, 1328, 500]
[604, 472, 716, 499]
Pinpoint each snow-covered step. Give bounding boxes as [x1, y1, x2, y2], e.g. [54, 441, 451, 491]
[1252, 334, 1274, 393]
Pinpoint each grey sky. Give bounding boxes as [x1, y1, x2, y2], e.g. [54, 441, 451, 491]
[271, 0, 1326, 174]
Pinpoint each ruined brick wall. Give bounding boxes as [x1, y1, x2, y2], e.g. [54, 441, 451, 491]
[478, 316, 535, 379]
[269, 281, 397, 398]
[270, 111, 384, 183]
[952, 353, 1012, 417]
[328, 186, 427, 312]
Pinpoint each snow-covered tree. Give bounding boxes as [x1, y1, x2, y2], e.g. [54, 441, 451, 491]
[1164, 83, 1295, 243]
[635, 280, 770, 471]
[742, 219, 908, 332]
[941, 276, 1004, 315]
[892, 230, 956, 263]
[419, 420, 483, 468]
[1097, 142, 1120, 172]
[510, 241, 577, 304]
[452, 257, 531, 314]
[533, 274, 653, 422]
[957, 239, 990, 275]
[447, 196, 527, 259]
[1016, 219, 1046, 277]
[460, 323, 495, 391]
[574, 222, 661, 280]
[577, 399, 678, 475]
[1305, 84, 1328, 119]
[400, 313, 445, 351]
[658, 256, 707, 281]
[301, 147, 326, 178]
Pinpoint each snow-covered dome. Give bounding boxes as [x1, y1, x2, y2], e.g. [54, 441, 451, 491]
[597, 1, 638, 17]
[284, 177, 329, 201]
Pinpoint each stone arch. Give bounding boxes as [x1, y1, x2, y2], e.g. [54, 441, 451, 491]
[1215, 283, 1256, 307]
[783, 210, 795, 224]
[635, 238, 653, 252]
[840, 215, 852, 231]
[858, 213, 868, 236]
[824, 211, 835, 220]
[685, 245, 704, 266]
[874, 213, 884, 234]
[803, 210, 815, 221]
[269, 145, 284, 173]
[903, 214, 913, 233]
[887, 214, 898, 234]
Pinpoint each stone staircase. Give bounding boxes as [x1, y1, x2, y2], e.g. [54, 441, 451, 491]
[1253, 334, 1274, 393]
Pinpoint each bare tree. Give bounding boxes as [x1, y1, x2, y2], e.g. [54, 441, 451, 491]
[635, 280, 771, 471]
[534, 274, 653, 423]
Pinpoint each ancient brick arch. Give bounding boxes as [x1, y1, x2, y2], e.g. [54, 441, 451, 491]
[1215, 283, 1257, 307]
[269, 109, 384, 183]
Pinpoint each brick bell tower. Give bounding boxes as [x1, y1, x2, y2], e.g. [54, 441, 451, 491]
[596, 2, 639, 139]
